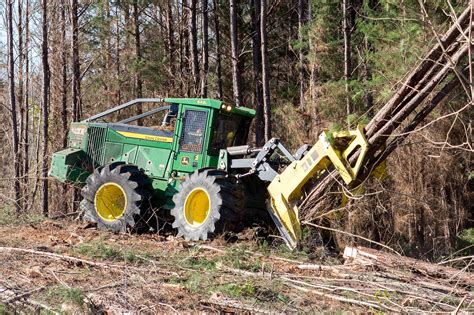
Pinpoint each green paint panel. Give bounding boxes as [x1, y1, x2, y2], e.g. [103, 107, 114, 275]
[123, 144, 138, 164]
[135, 146, 172, 178]
[104, 142, 124, 164]
[49, 148, 89, 183]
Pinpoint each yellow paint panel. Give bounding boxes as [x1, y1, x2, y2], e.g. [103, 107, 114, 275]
[117, 131, 173, 143]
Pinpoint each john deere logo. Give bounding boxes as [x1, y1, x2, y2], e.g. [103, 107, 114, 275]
[181, 157, 190, 166]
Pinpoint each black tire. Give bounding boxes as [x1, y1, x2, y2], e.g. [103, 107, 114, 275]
[80, 162, 152, 233]
[171, 169, 244, 241]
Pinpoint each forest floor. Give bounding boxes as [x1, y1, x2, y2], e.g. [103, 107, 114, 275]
[0, 218, 472, 314]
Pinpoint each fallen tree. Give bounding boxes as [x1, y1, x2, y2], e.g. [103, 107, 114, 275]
[301, 5, 473, 222]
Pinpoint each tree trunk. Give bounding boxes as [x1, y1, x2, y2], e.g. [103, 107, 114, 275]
[230, 0, 243, 106]
[200, 0, 209, 97]
[167, 0, 175, 75]
[363, 36, 374, 115]
[251, 0, 264, 146]
[71, 0, 81, 121]
[133, 0, 143, 120]
[342, 0, 351, 118]
[61, 0, 68, 148]
[213, 0, 223, 99]
[188, 0, 199, 96]
[260, 0, 271, 141]
[298, 0, 305, 107]
[17, 0, 24, 191]
[115, 4, 122, 105]
[60, 0, 69, 213]
[70, 0, 81, 210]
[7, 0, 21, 214]
[23, 0, 30, 208]
[41, 0, 50, 216]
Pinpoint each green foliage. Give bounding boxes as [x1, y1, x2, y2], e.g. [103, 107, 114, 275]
[0, 304, 6, 315]
[45, 286, 85, 308]
[73, 241, 122, 260]
[0, 206, 44, 226]
[182, 256, 217, 271]
[217, 280, 256, 298]
[457, 228, 474, 246]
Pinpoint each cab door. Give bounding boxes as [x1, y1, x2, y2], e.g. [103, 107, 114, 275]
[172, 106, 210, 174]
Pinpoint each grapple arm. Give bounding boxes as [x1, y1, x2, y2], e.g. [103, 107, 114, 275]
[267, 125, 369, 248]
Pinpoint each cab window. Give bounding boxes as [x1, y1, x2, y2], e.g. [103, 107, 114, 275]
[179, 109, 208, 152]
[212, 114, 240, 150]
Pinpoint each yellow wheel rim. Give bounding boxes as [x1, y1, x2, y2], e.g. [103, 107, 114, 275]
[95, 182, 128, 222]
[184, 188, 210, 227]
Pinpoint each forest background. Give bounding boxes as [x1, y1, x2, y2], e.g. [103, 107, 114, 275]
[0, 0, 472, 258]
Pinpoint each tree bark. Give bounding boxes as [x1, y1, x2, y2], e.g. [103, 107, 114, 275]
[61, 0, 68, 148]
[41, 0, 51, 216]
[371, 69, 467, 170]
[302, 24, 471, 220]
[115, 4, 122, 105]
[17, 0, 26, 211]
[167, 0, 175, 75]
[17, 0, 24, 185]
[342, 0, 351, 118]
[188, 0, 199, 96]
[133, 0, 143, 120]
[23, 0, 30, 208]
[200, 0, 209, 97]
[71, 0, 81, 121]
[251, 0, 264, 146]
[230, 0, 243, 106]
[7, 0, 21, 214]
[60, 0, 69, 213]
[213, 0, 223, 99]
[365, 6, 471, 138]
[260, 0, 271, 141]
[298, 0, 305, 107]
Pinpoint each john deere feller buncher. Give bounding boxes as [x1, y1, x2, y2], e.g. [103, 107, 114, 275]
[49, 98, 369, 249]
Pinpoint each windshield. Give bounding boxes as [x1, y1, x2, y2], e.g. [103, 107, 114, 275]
[211, 114, 249, 154]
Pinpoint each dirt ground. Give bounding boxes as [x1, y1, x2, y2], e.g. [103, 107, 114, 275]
[0, 219, 472, 314]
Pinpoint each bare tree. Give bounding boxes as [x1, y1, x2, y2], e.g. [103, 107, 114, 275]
[342, 0, 351, 117]
[17, 0, 24, 184]
[213, 0, 223, 99]
[260, 0, 271, 141]
[41, 0, 51, 216]
[61, 0, 68, 148]
[133, 0, 143, 121]
[200, 0, 209, 97]
[230, 0, 243, 106]
[188, 0, 199, 96]
[167, 0, 175, 75]
[71, 0, 81, 121]
[115, 4, 122, 104]
[7, 0, 21, 214]
[251, 0, 264, 145]
[23, 0, 30, 206]
[298, 0, 305, 107]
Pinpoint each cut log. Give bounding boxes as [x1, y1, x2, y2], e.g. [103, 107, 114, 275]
[343, 246, 474, 287]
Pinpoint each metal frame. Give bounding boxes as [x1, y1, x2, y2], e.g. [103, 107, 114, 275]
[83, 98, 165, 122]
[230, 138, 297, 182]
[118, 106, 171, 124]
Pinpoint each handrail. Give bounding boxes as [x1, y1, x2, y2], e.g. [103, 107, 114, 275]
[83, 98, 164, 122]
